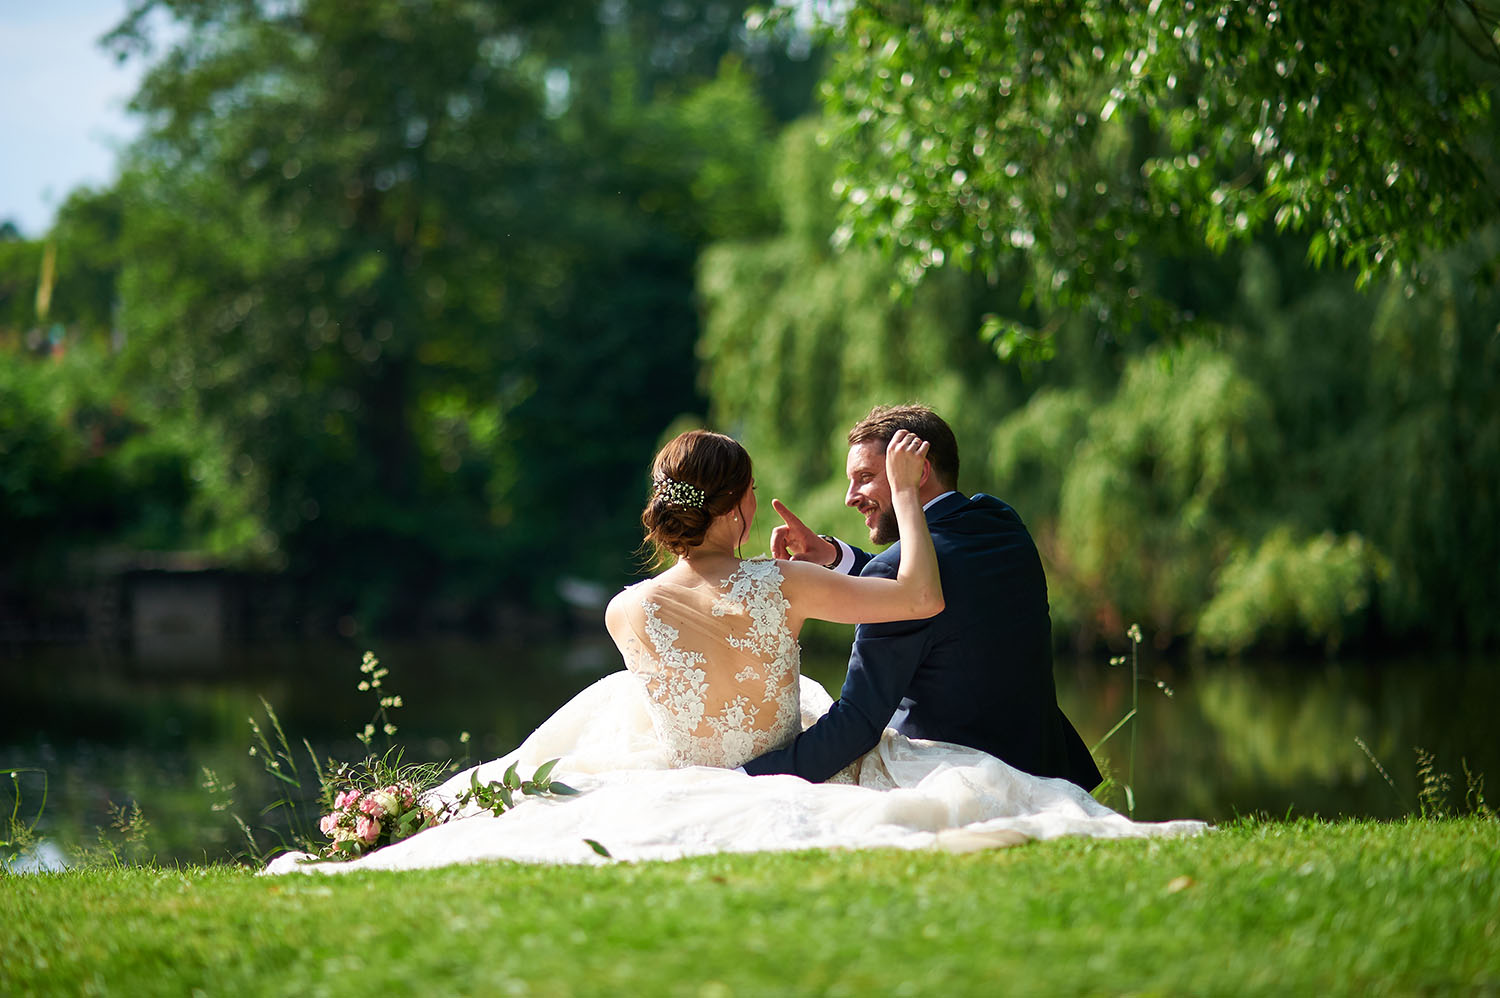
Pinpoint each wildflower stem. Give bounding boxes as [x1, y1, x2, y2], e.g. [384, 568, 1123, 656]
[1088, 709, 1137, 757]
[1128, 631, 1139, 818]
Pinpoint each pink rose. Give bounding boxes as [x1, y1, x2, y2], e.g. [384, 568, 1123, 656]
[364, 794, 395, 816]
[335, 789, 360, 810]
[355, 815, 381, 844]
[319, 813, 338, 836]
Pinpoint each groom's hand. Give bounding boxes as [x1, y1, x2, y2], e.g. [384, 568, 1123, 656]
[770, 499, 836, 566]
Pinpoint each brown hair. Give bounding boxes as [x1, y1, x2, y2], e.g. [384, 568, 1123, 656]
[848, 403, 960, 489]
[641, 430, 753, 566]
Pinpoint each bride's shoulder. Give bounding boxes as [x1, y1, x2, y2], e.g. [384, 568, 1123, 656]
[606, 579, 654, 622]
[733, 556, 785, 583]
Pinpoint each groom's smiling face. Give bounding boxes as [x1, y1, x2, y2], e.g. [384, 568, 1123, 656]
[845, 440, 900, 545]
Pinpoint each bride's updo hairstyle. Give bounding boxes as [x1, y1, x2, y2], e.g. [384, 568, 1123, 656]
[642, 430, 753, 565]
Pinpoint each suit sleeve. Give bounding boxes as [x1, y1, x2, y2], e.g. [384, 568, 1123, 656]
[827, 536, 874, 576]
[741, 554, 931, 782]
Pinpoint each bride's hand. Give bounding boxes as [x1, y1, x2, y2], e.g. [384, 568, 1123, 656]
[886, 430, 930, 494]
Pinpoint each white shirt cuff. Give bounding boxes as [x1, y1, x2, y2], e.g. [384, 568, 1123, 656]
[826, 536, 857, 575]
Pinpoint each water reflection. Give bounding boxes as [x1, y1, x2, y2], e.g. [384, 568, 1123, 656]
[2, 639, 1496, 865]
[1058, 657, 1500, 822]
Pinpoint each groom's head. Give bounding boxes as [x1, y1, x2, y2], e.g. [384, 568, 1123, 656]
[845, 404, 959, 545]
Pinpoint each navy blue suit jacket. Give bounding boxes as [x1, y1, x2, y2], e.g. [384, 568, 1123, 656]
[742, 492, 1102, 791]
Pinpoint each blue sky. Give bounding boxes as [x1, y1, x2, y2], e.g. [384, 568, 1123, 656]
[0, 1, 147, 237]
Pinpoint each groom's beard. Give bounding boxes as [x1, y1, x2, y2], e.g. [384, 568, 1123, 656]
[870, 507, 899, 546]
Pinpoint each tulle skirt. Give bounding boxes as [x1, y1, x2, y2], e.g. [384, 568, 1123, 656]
[264, 673, 1205, 873]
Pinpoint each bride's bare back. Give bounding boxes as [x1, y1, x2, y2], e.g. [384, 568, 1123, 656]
[606, 558, 802, 769]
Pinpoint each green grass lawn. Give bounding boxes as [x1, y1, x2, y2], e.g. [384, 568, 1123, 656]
[4, 817, 1498, 996]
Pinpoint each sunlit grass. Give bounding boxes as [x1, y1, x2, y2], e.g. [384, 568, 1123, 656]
[4, 817, 1497, 996]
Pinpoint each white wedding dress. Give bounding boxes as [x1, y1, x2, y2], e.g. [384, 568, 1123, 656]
[265, 559, 1203, 874]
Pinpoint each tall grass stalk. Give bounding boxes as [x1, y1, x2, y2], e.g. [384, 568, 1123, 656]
[1089, 624, 1173, 818]
[1, 768, 48, 866]
[1354, 737, 1495, 820]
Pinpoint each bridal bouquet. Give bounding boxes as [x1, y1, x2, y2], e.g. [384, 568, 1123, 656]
[318, 781, 440, 858]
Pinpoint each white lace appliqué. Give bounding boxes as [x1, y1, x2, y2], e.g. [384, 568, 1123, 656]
[635, 559, 801, 769]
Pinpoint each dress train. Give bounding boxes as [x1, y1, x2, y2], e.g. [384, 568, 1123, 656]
[264, 673, 1205, 874]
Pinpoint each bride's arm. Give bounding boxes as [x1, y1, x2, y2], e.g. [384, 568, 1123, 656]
[780, 430, 944, 626]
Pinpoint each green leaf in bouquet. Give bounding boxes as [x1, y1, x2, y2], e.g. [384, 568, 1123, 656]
[520, 781, 539, 796]
[548, 781, 580, 796]
[532, 758, 560, 784]
[498, 784, 514, 810]
[583, 838, 612, 858]
[503, 761, 521, 790]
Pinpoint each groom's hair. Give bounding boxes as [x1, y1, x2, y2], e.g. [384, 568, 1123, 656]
[848, 404, 959, 489]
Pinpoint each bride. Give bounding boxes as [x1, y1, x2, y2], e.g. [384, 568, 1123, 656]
[266, 430, 1202, 873]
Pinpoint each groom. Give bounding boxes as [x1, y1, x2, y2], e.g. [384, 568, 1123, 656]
[742, 404, 1102, 791]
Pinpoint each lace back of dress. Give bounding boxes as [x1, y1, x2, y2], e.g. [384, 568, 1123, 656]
[623, 559, 801, 769]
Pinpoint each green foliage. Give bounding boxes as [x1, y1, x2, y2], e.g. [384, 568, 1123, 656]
[805, 1, 1500, 339]
[1053, 341, 1279, 639]
[453, 758, 578, 819]
[1352, 228, 1500, 647]
[699, 96, 1500, 652]
[0, 344, 224, 572]
[1198, 530, 1388, 654]
[1, 0, 825, 627]
[0, 237, 43, 333]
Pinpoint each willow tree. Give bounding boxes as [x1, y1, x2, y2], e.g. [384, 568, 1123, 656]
[698, 2, 1500, 653]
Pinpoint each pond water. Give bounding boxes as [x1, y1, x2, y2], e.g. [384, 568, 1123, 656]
[3, 631, 1496, 867]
